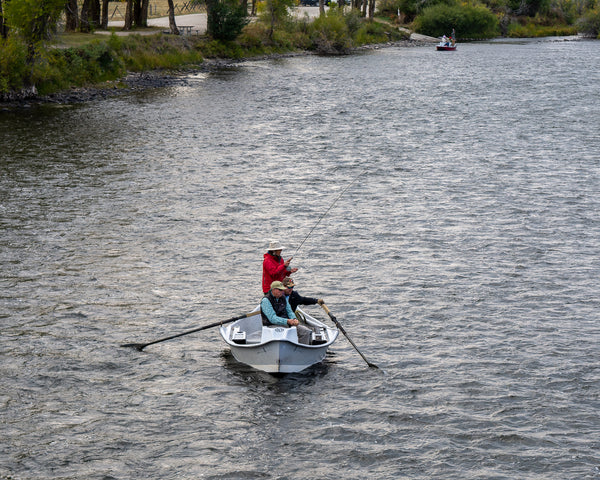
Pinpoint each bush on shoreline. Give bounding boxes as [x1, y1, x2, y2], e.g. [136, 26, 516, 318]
[412, 2, 500, 39]
[577, 8, 600, 38]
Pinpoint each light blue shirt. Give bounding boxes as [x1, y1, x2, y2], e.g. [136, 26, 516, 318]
[260, 295, 295, 326]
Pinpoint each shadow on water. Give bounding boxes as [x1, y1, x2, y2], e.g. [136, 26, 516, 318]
[219, 349, 335, 389]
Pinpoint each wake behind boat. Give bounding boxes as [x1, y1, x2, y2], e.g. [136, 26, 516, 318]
[220, 307, 339, 373]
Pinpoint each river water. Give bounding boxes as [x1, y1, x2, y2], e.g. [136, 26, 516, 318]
[1, 37, 599, 479]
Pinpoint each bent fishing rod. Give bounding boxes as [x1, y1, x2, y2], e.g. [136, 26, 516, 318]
[293, 168, 366, 257]
[291, 168, 378, 369]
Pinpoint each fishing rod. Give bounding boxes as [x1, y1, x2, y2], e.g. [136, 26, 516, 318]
[293, 169, 366, 257]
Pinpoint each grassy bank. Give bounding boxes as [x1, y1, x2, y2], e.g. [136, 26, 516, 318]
[0, 10, 409, 100]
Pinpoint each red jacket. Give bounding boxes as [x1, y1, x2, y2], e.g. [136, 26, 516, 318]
[262, 253, 289, 293]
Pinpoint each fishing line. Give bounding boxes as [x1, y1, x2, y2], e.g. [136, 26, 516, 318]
[294, 169, 367, 257]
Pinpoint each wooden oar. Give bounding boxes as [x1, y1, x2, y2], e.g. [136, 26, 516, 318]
[320, 303, 378, 369]
[121, 311, 261, 351]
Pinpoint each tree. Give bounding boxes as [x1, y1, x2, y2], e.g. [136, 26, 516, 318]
[123, 0, 150, 30]
[368, 0, 375, 17]
[261, 0, 295, 38]
[101, 0, 109, 29]
[133, 0, 150, 27]
[2, 0, 64, 60]
[167, 0, 179, 34]
[124, 0, 133, 30]
[207, 0, 249, 40]
[65, 0, 78, 31]
[80, 0, 100, 32]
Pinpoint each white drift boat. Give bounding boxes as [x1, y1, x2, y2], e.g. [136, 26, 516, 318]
[220, 307, 339, 373]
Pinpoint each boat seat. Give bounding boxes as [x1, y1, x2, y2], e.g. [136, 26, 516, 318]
[231, 314, 263, 344]
[245, 330, 262, 343]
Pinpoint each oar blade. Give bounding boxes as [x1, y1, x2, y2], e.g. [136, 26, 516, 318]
[120, 343, 147, 351]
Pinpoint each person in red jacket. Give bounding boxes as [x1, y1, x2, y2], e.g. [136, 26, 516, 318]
[262, 240, 298, 294]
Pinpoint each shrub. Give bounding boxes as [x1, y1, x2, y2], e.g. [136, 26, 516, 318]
[354, 18, 407, 43]
[308, 8, 352, 53]
[413, 3, 500, 39]
[0, 38, 29, 92]
[506, 19, 578, 35]
[577, 7, 600, 36]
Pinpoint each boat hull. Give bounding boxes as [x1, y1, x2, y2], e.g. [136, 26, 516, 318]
[220, 308, 338, 373]
[436, 45, 456, 51]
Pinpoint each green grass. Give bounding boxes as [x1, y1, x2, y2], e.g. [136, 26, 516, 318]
[507, 22, 578, 37]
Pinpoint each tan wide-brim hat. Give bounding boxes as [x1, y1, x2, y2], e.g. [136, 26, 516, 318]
[267, 240, 284, 252]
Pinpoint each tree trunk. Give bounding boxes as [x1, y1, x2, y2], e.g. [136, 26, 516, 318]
[0, 0, 7, 39]
[65, 0, 79, 32]
[133, 0, 140, 25]
[80, 0, 91, 32]
[133, 0, 144, 27]
[367, 0, 374, 18]
[124, 0, 134, 30]
[101, 0, 109, 29]
[269, 1, 275, 39]
[167, 0, 179, 34]
[319, 0, 325, 16]
[361, 0, 367, 16]
[91, 0, 100, 27]
[140, 0, 149, 27]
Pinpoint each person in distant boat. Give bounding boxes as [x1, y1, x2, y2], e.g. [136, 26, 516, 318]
[261, 281, 312, 344]
[442, 34, 448, 46]
[262, 240, 298, 294]
[282, 277, 324, 313]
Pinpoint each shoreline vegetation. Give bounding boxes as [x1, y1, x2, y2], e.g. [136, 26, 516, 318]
[2, 36, 428, 109]
[1, 0, 599, 109]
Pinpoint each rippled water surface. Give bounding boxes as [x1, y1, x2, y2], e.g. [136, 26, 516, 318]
[2, 38, 599, 479]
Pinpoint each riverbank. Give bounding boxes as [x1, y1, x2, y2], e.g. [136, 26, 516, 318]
[1, 38, 427, 110]
[1, 7, 428, 111]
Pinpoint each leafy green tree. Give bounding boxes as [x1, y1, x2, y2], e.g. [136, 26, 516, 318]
[259, 0, 296, 38]
[2, 0, 64, 60]
[207, 0, 250, 40]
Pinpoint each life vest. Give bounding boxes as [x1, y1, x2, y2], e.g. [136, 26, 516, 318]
[261, 291, 288, 326]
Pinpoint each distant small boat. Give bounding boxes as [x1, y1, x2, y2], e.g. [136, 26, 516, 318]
[220, 307, 339, 373]
[436, 42, 456, 51]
